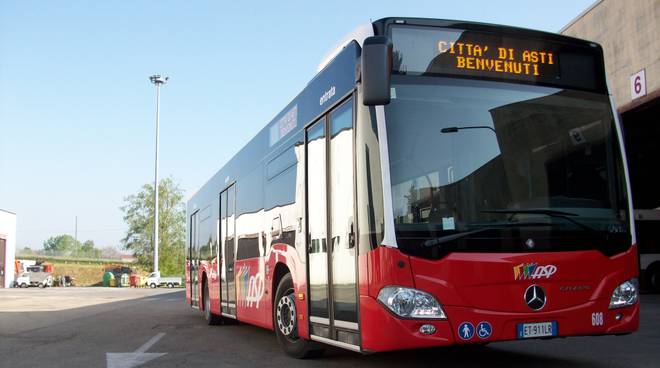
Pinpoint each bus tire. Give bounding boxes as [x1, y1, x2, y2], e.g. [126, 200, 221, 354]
[647, 263, 660, 293]
[150, 283, 157, 289]
[167, 283, 173, 288]
[274, 273, 324, 359]
[20, 283, 27, 288]
[203, 281, 223, 325]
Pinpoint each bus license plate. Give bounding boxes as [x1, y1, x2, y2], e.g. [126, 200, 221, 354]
[517, 321, 557, 339]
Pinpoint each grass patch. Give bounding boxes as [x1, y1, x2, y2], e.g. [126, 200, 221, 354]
[53, 263, 108, 286]
[49, 262, 149, 286]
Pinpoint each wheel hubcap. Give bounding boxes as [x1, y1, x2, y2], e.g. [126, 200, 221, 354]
[276, 293, 297, 337]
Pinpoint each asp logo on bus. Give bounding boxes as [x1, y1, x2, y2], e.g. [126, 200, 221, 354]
[513, 263, 557, 280]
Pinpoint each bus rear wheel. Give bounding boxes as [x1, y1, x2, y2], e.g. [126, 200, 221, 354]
[273, 273, 324, 359]
[203, 281, 223, 325]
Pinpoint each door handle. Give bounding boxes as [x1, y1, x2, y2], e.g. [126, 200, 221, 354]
[349, 223, 355, 249]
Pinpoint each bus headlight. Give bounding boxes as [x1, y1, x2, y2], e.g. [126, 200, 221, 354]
[377, 286, 447, 319]
[609, 278, 639, 309]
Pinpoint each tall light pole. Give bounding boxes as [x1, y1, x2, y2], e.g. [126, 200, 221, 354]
[149, 74, 168, 274]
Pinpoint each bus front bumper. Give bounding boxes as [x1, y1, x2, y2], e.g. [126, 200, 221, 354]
[359, 295, 639, 352]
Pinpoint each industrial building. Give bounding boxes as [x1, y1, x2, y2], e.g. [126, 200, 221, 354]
[1, 209, 17, 288]
[562, 0, 660, 290]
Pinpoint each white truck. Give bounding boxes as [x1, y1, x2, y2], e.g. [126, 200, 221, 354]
[145, 272, 182, 288]
[14, 271, 53, 288]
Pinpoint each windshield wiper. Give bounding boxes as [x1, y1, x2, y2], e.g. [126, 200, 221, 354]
[480, 208, 601, 235]
[422, 221, 551, 248]
[422, 228, 492, 248]
[422, 208, 608, 250]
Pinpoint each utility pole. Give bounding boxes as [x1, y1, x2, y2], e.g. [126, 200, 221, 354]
[149, 74, 168, 274]
[74, 216, 78, 250]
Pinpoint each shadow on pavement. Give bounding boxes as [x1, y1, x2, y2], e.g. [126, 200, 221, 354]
[1, 291, 657, 368]
[218, 322, 601, 368]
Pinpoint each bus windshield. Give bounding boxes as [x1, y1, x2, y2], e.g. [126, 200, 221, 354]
[384, 76, 631, 257]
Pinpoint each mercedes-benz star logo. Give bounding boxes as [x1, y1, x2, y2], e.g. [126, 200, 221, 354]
[524, 285, 546, 311]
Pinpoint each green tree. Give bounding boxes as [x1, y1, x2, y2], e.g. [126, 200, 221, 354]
[80, 240, 102, 258]
[120, 177, 186, 276]
[81, 240, 94, 253]
[42, 235, 100, 257]
[43, 234, 79, 256]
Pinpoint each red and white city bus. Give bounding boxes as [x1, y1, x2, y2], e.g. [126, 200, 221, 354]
[186, 17, 639, 357]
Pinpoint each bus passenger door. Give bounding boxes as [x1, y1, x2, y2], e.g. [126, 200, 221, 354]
[190, 211, 199, 307]
[306, 97, 359, 347]
[220, 184, 237, 317]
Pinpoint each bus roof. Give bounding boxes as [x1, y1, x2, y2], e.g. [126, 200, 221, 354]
[372, 17, 604, 50]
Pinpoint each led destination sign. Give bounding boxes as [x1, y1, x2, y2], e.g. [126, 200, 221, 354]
[389, 25, 608, 90]
[437, 40, 557, 78]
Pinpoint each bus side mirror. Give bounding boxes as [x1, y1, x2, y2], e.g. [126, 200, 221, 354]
[361, 36, 392, 106]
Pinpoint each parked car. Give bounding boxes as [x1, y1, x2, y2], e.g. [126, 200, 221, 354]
[13, 271, 53, 288]
[145, 272, 182, 288]
[14, 272, 30, 288]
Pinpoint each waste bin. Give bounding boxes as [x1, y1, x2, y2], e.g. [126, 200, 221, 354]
[129, 274, 140, 288]
[120, 273, 129, 287]
[103, 272, 115, 287]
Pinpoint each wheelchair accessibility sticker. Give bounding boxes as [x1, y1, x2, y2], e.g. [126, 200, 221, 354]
[477, 321, 492, 339]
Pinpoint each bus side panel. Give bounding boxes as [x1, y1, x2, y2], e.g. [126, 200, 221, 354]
[234, 257, 266, 327]
[365, 246, 415, 298]
[264, 243, 309, 339]
[359, 246, 420, 351]
[197, 260, 220, 314]
[358, 252, 369, 296]
[198, 261, 209, 310]
[209, 258, 221, 315]
[185, 261, 191, 305]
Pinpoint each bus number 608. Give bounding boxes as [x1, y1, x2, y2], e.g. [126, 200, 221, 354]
[592, 312, 604, 326]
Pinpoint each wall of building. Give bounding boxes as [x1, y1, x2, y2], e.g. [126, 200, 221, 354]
[562, 1, 660, 288]
[0, 209, 17, 288]
[561, 0, 659, 111]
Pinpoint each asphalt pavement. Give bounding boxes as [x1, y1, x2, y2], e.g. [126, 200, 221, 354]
[0, 287, 658, 368]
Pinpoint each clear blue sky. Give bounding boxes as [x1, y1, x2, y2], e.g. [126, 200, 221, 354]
[0, 0, 594, 249]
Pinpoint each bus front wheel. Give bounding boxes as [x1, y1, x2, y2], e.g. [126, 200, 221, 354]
[203, 281, 223, 325]
[273, 273, 324, 359]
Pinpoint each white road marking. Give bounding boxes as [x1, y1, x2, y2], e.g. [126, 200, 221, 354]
[135, 332, 165, 353]
[106, 333, 166, 368]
